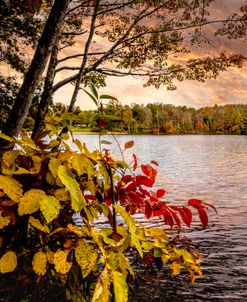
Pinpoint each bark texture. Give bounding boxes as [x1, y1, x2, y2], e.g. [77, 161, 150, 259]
[31, 37, 60, 140]
[0, 0, 70, 150]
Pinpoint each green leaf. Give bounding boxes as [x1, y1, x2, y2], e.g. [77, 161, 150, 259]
[18, 189, 46, 215]
[100, 140, 112, 145]
[112, 271, 128, 302]
[40, 195, 61, 224]
[100, 94, 118, 101]
[0, 175, 23, 202]
[58, 165, 86, 212]
[75, 239, 98, 278]
[92, 268, 111, 302]
[89, 84, 99, 100]
[83, 88, 98, 107]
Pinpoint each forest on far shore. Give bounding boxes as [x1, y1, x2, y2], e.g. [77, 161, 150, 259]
[6, 99, 245, 135]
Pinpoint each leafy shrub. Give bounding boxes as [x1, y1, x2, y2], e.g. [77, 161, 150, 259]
[0, 129, 215, 301]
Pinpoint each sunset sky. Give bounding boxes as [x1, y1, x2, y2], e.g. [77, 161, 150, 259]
[52, 0, 247, 110]
[3, 0, 247, 110]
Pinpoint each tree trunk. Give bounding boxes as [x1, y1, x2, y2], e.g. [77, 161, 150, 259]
[0, 0, 70, 150]
[68, 0, 100, 113]
[31, 37, 60, 140]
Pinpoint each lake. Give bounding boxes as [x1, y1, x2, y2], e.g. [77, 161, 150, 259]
[74, 134, 247, 301]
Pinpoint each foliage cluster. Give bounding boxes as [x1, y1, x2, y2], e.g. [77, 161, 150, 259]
[0, 126, 214, 301]
[28, 101, 247, 135]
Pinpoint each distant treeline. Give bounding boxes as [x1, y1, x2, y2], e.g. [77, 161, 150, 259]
[51, 102, 247, 135]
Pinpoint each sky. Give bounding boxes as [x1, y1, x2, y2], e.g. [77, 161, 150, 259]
[3, 0, 247, 110]
[51, 0, 247, 110]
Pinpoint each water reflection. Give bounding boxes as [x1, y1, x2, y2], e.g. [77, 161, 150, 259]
[74, 134, 247, 301]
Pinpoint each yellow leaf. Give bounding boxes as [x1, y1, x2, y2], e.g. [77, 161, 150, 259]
[52, 188, 70, 202]
[18, 189, 46, 215]
[46, 250, 54, 264]
[29, 216, 50, 234]
[74, 139, 83, 152]
[49, 158, 62, 178]
[112, 271, 128, 302]
[72, 153, 95, 178]
[2, 150, 21, 167]
[54, 250, 72, 274]
[0, 251, 17, 273]
[114, 205, 143, 257]
[40, 195, 61, 223]
[0, 175, 23, 202]
[0, 133, 14, 142]
[92, 268, 111, 302]
[0, 211, 10, 229]
[32, 251, 47, 276]
[170, 262, 182, 276]
[67, 224, 89, 237]
[58, 165, 86, 212]
[174, 247, 196, 264]
[75, 239, 98, 278]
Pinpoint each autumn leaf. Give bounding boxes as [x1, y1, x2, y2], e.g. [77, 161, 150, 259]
[124, 140, 134, 149]
[58, 165, 86, 212]
[32, 251, 47, 276]
[91, 268, 111, 302]
[112, 271, 128, 302]
[40, 196, 61, 224]
[18, 189, 46, 215]
[75, 239, 98, 278]
[0, 212, 10, 229]
[0, 251, 17, 274]
[53, 250, 72, 274]
[0, 175, 23, 202]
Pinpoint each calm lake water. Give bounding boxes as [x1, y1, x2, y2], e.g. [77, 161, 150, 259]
[74, 134, 247, 302]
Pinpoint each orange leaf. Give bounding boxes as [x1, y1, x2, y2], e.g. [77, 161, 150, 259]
[124, 140, 134, 149]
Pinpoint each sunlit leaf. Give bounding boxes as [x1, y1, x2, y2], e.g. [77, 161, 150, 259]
[29, 217, 50, 234]
[124, 140, 134, 149]
[91, 268, 111, 302]
[32, 251, 47, 276]
[58, 165, 86, 212]
[18, 189, 45, 215]
[0, 251, 17, 274]
[112, 271, 128, 302]
[0, 175, 23, 202]
[54, 250, 72, 274]
[75, 239, 98, 278]
[170, 262, 182, 276]
[40, 196, 61, 224]
[0, 133, 14, 142]
[0, 212, 10, 229]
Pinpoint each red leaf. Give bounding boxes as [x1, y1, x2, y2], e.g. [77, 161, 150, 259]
[144, 202, 152, 219]
[178, 207, 192, 227]
[141, 164, 157, 181]
[151, 160, 159, 166]
[121, 175, 133, 184]
[162, 207, 174, 227]
[139, 186, 150, 197]
[188, 199, 202, 207]
[142, 255, 154, 265]
[133, 153, 138, 170]
[197, 206, 208, 227]
[168, 208, 181, 228]
[125, 181, 136, 192]
[124, 140, 134, 149]
[136, 175, 154, 187]
[156, 189, 166, 199]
